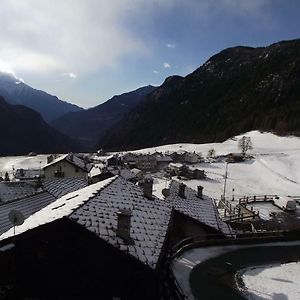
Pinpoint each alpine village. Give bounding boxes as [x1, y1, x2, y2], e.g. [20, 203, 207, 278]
[0, 2, 300, 300]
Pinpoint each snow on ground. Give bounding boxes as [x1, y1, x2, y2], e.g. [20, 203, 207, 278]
[250, 203, 282, 221]
[152, 175, 171, 199]
[0, 155, 48, 177]
[242, 262, 300, 299]
[141, 131, 300, 200]
[172, 241, 300, 300]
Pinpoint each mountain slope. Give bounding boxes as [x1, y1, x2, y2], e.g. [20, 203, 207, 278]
[0, 72, 82, 122]
[51, 85, 156, 146]
[99, 39, 300, 150]
[0, 95, 80, 155]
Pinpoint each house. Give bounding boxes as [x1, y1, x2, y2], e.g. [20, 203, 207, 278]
[184, 152, 201, 164]
[0, 175, 235, 299]
[0, 176, 172, 299]
[167, 163, 184, 176]
[111, 168, 142, 182]
[180, 165, 206, 180]
[154, 154, 173, 168]
[167, 163, 206, 180]
[165, 181, 233, 244]
[0, 178, 87, 234]
[170, 150, 187, 163]
[136, 154, 157, 171]
[121, 152, 139, 167]
[226, 153, 245, 163]
[14, 168, 44, 181]
[43, 153, 93, 179]
[107, 155, 120, 166]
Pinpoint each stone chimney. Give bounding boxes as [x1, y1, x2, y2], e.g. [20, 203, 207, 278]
[162, 188, 170, 198]
[178, 183, 186, 198]
[116, 209, 133, 244]
[197, 185, 203, 199]
[69, 153, 74, 161]
[143, 176, 153, 199]
[47, 155, 53, 164]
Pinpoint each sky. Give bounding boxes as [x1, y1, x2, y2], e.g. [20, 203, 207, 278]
[0, 0, 300, 108]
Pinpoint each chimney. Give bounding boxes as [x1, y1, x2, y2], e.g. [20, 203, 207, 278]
[178, 183, 186, 198]
[116, 209, 133, 244]
[69, 153, 74, 161]
[143, 176, 153, 199]
[47, 155, 53, 164]
[162, 188, 170, 198]
[197, 185, 203, 199]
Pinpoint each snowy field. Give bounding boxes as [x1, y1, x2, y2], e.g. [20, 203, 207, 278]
[1, 131, 300, 201]
[143, 131, 300, 200]
[242, 262, 300, 299]
[0, 155, 48, 178]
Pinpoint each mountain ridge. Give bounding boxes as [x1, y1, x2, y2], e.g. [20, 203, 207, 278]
[98, 38, 300, 150]
[51, 85, 156, 147]
[0, 72, 83, 123]
[0, 95, 80, 155]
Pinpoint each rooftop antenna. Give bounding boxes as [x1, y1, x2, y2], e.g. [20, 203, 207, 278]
[9, 210, 25, 242]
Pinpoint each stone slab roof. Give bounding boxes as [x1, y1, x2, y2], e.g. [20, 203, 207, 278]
[43, 154, 93, 173]
[167, 181, 233, 236]
[42, 178, 88, 199]
[0, 182, 37, 203]
[70, 176, 172, 269]
[0, 191, 56, 234]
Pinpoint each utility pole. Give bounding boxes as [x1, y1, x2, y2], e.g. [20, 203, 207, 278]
[223, 162, 228, 200]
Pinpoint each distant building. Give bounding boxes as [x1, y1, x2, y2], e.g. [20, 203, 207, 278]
[43, 153, 92, 179]
[106, 155, 120, 167]
[167, 163, 206, 179]
[184, 152, 200, 164]
[14, 168, 44, 181]
[136, 155, 157, 171]
[226, 153, 245, 163]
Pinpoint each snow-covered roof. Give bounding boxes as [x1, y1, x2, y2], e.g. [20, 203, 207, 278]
[131, 168, 142, 176]
[42, 178, 88, 199]
[43, 153, 93, 173]
[0, 181, 37, 203]
[70, 176, 172, 269]
[0, 176, 171, 269]
[0, 191, 56, 234]
[166, 181, 233, 236]
[111, 169, 136, 180]
[156, 156, 173, 162]
[0, 176, 117, 242]
[168, 163, 183, 169]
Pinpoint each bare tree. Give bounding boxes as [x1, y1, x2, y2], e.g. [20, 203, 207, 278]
[207, 148, 216, 159]
[238, 136, 253, 155]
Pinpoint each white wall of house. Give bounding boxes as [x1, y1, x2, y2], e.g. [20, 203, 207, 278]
[44, 160, 88, 179]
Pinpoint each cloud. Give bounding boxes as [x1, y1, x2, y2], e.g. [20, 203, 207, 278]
[62, 72, 77, 79]
[0, 0, 272, 79]
[153, 70, 159, 74]
[163, 62, 171, 68]
[166, 43, 176, 48]
[0, 0, 146, 76]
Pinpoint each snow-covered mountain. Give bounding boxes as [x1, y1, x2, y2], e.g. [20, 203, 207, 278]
[0, 71, 82, 122]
